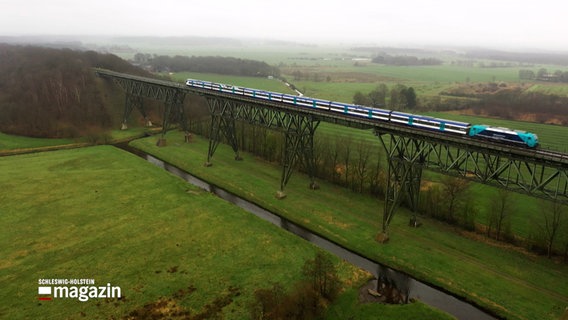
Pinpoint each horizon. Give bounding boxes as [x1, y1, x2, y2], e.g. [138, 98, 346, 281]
[3, 34, 568, 56]
[2, 0, 568, 52]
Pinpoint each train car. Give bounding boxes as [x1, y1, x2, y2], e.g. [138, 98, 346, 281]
[468, 125, 539, 148]
[412, 115, 443, 131]
[438, 119, 470, 135]
[389, 111, 414, 125]
[185, 78, 538, 148]
[370, 108, 391, 121]
[389, 111, 469, 134]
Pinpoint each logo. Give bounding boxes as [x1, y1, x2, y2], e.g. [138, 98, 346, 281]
[38, 279, 121, 302]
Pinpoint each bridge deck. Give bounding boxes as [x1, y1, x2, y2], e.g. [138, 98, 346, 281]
[94, 68, 568, 169]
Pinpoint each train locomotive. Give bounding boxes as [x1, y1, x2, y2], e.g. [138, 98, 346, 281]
[186, 79, 539, 148]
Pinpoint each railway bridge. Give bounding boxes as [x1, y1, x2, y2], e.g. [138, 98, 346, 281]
[94, 69, 568, 239]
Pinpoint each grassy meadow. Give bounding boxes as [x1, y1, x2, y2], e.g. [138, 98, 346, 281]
[0, 132, 75, 151]
[130, 131, 568, 320]
[0, 145, 455, 319]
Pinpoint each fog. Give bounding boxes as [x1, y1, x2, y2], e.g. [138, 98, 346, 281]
[2, 0, 567, 51]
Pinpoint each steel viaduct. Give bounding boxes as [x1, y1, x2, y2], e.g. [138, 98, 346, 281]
[94, 68, 568, 239]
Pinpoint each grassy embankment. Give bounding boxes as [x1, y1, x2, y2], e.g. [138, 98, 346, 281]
[0, 144, 453, 319]
[130, 131, 568, 320]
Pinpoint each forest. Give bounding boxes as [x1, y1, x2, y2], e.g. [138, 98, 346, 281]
[0, 44, 150, 137]
[0, 45, 281, 138]
[133, 53, 281, 77]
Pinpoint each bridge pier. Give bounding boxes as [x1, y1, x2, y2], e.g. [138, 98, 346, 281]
[376, 130, 428, 242]
[205, 98, 241, 166]
[157, 89, 188, 147]
[203, 97, 320, 197]
[279, 114, 320, 198]
[121, 93, 151, 130]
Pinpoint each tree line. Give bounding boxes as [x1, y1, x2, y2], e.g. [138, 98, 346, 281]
[438, 81, 568, 125]
[133, 54, 280, 77]
[472, 89, 568, 125]
[371, 54, 442, 66]
[418, 176, 568, 260]
[466, 49, 568, 66]
[519, 68, 568, 82]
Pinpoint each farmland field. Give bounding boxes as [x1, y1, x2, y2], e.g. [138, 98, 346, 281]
[0, 145, 453, 319]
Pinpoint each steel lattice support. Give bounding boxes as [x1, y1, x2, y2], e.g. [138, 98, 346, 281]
[375, 128, 568, 239]
[121, 94, 151, 130]
[101, 73, 189, 142]
[204, 97, 320, 196]
[205, 98, 241, 165]
[424, 143, 568, 201]
[280, 114, 320, 193]
[160, 89, 189, 139]
[376, 132, 428, 239]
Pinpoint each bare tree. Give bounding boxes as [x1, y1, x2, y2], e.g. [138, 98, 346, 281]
[338, 136, 352, 187]
[488, 189, 515, 241]
[354, 141, 371, 192]
[537, 200, 564, 258]
[369, 84, 388, 107]
[441, 176, 470, 223]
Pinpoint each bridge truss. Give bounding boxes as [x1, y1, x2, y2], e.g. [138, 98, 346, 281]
[205, 96, 320, 196]
[95, 69, 568, 239]
[99, 71, 189, 139]
[376, 127, 568, 238]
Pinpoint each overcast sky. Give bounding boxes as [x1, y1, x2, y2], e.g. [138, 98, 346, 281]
[2, 0, 567, 50]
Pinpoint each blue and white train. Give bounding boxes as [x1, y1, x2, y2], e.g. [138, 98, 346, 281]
[186, 79, 539, 148]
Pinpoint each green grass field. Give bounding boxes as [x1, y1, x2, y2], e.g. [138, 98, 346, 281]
[0, 132, 75, 150]
[130, 131, 568, 320]
[0, 145, 454, 319]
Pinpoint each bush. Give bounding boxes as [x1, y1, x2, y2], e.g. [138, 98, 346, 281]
[249, 252, 341, 320]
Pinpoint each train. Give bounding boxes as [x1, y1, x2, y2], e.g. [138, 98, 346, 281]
[185, 79, 539, 148]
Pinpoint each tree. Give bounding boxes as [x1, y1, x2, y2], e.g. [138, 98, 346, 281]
[537, 200, 564, 258]
[368, 150, 385, 196]
[537, 67, 548, 79]
[249, 283, 286, 319]
[302, 252, 340, 301]
[389, 84, 408, 110]
[338, 136, 352, 187]
[488, 189, 515, 241]
[368, 84, 388, 107]
[441, 176, 470, 223]
[518, 69, 535, 80]
[404, 87, 417, 109]
[353, 91, 371, 106]
[354, 141, 371, 192]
